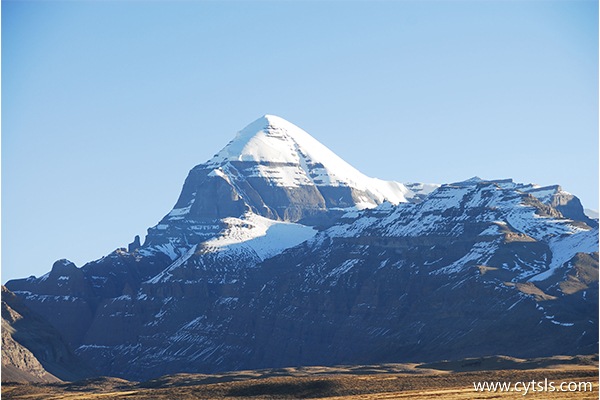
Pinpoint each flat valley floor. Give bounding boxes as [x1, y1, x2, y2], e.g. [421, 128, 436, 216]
[2, 355, 598, 399]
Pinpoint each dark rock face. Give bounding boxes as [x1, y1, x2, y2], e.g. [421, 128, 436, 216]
[4, 117, 598, 381]
[247, 240, 597, 370]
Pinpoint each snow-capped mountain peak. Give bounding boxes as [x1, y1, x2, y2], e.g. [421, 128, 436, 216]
[139, 115, 439, 261]
[209, 115, 361, 174]
[206, 114, 433, 207]
[133, 114, 441, 265]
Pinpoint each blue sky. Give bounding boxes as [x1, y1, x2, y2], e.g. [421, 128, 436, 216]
[3, 0, 598, 283]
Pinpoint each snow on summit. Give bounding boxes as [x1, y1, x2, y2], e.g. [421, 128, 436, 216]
[208, 114, 429, 207]
[143, 114, 440, 256]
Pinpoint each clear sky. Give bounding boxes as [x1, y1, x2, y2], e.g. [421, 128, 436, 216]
[3, 0, 598, 283]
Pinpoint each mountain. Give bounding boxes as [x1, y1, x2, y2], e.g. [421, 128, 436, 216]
[142, 114, 436, 258]
[5, 116, 598, 381]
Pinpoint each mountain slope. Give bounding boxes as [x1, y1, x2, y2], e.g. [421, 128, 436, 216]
[1, 286, 95, 382]
[241, 179, 597, 367]
[2, 318, 60, 383]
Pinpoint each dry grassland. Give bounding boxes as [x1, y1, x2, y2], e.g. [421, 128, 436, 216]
[2, 355, 597, 399]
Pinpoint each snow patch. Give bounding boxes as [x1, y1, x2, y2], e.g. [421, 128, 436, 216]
[529, 228, 598, 282]
[327, 259, 361, 278]
[205, 212, 316, 260]
[145, 244, 199, 284]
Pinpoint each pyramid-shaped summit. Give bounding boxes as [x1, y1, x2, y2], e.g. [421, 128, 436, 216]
[209, 114, 367, 173]
[207, 114, 414, 205]
[157, 115, 429, 225]
[140, 115, 437, 253]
